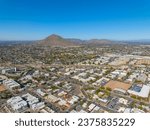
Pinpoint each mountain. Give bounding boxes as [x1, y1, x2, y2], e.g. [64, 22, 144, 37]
[2, 34, 150, 46]
[37, 34, 116, 47]
[38, 34, 77, 47]
[66, 38, 86, 44]
[87, 39, 114, 45]
[67, 38, 116, 45]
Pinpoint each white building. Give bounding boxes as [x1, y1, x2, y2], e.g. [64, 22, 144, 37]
[58, 91, 67, 97]
[22, 93, 39, 106]
[11, 100, 27, 112]
[36, 89, 46, 97]
[68, 96, 79, 105]
[118, 98, 128, 105]
[91, 106, 100, 112]
[128, 84, 150, 98]
[7, 96, 22, 105]
[3, 79, 20, 90]
[31, 102, 45, 111]
[88, 103, 96, 112]
[1, 67, 16, 74]
[131, 108, 145, 113]
[7, 96, 27, 112]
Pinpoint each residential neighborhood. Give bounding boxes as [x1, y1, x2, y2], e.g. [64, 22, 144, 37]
[0, 43, 150, 113]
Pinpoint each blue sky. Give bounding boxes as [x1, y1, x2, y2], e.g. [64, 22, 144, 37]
[0, 0, 150, 40]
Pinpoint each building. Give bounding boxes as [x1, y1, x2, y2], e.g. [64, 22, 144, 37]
[88, 103, 96, 112]
[113, 88, 127, 95]
[118, 107, 126, 113]
[7, 96, 27, 112]
[118, 98, 128, 105]
[1, 67, 16, 74]
[31, 102, 45, 111]
[91, 106, 100, 113]
[93, 77, 110, 86]
[22, 93, 39, 106]
[136, 59, 150, 65]
[131, 108, 145, 113]
[11, 100, 27, 112]
[58, 91, 67, 97]
[68, 96, 79, 105]
[137, 74, 147, 83]
[36, 89, 46, 97]
[3, 79, 20, 90]
[128, 84, 150, 99]
[47, 94, 59, 103]
[7, 96, 23, 105]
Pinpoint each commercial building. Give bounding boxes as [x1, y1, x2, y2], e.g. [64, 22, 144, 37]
[7, 96, 27, 112]
[1, 67, 16, 74]
[31, 102, 45, 111]
[22, 93, 39, 106]
[3, 79, 20, 90]
[128, 84, 150, 99]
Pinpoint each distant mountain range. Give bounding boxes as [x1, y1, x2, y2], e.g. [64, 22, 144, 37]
[37, 34, 76, 47]
[37, 34, 124, 47]
[0, 34, 150, 46]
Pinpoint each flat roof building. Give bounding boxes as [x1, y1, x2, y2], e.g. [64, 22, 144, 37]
[7, 96, 27, 112]
[3, 79, 20, 90]
[128, 84, 150, 98]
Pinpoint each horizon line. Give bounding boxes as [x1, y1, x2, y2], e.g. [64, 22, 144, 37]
[0, 34, 150, 42]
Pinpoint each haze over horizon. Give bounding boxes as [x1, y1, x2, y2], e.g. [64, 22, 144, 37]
[0, 0, 150, 40]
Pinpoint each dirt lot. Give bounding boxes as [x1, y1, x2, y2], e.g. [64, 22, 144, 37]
[0, 85, 6, 92]
[105, 80, 131, 91]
